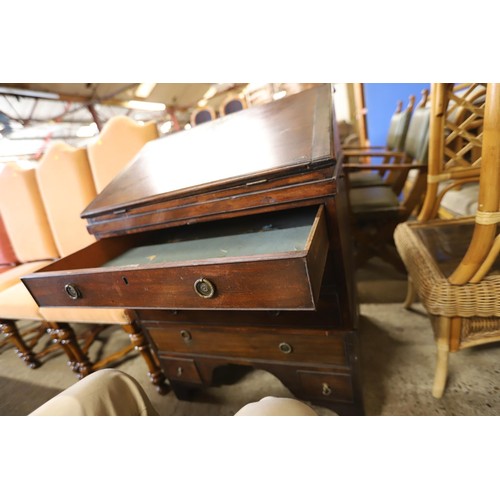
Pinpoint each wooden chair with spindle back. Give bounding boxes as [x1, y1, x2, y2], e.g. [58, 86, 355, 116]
[344, 95, 416, 189]
[345, 89, 431, 271]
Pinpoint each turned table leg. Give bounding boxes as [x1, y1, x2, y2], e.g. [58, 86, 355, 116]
[48, 323, 93, 378]
[124, 322, 169, 395]
[0, 320, 41, 369]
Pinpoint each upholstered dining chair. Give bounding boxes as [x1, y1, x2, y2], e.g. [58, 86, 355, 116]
[190, 106, 216, 127]
[394, 82, 500, 398]
[219, 94, 247, 116]
[87, 115, 159, 194]
[0, 215, 18, 272]
[0, 161, 61, 367]
[0, 143, 167, 393]
[343, 95, 416, 188]
[345, 89, 431, 271]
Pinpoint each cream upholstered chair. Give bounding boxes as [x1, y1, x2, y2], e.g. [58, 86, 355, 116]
[0, 215, 18, 272]
[0, 143, 166, 393]
[87, 115, 159, 194]
[394, 82, 500, 398]
[0, 161, 61, 367]
[34, 142, 166, 392]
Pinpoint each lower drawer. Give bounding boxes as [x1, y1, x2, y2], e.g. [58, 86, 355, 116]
[297, 370, 354, 403]
[148, 324, 349, 367]
[161, 357, 202, 384]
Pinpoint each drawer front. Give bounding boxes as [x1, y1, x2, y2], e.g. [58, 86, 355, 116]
[148, 324, 349, 367]
[297, 370, 353, 403]
[160, 357, 202, 384]
[22, 205, 329, 311]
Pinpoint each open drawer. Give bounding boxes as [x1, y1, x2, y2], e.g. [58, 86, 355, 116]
[22, 205, 329, 311]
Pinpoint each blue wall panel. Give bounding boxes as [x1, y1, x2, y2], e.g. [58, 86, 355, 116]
[364, 83, 430, 148]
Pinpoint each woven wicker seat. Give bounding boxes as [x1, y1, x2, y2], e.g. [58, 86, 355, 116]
[394, 83, 500, 398]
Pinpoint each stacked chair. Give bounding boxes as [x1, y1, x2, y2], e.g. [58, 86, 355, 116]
[0, 117, 168, 394]
[0, 215, 18, 273]
[0, 162, 61, 367]
[345, 89, 431, 271]
[87, 115, 159, 194]
[344, 95, 416, 188]
[394, 82, 500, 398]
[190, 106, 216, 127]
[219, 94, 247, 116]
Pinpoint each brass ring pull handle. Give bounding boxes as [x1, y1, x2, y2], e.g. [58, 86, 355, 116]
[322, 383, 332, 396]
[194, 278, 216, 298]
[279, 342, 293, 354]
[180, 330, 192, 343]
[64, 283, 82, 300]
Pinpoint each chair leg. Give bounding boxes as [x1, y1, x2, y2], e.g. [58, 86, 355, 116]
[0, 319, 41, 369]
[48, 323, 93, 379]
[124, 322, 169, 395]
[432, 316, 451, 399]
[403, 277, 417, 309]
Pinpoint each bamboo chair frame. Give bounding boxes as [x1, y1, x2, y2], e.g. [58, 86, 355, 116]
[394, 83, 500, 398]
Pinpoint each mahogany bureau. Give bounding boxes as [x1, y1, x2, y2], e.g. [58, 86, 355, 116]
[22, 84, 364, 415]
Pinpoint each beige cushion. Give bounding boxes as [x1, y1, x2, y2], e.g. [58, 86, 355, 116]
[235, 396, 318, 416]
[0, 162, 59, 262]
[87, 116, 159, 193]
[0, 260, 53, 292]
[349, 186, 400, 213]
[0, 282, 42, 320]
[36, 142, 97, 257]
[39, 306, 131, 325]
[30, 368, 158, 416]
[440, 182, 479, 217]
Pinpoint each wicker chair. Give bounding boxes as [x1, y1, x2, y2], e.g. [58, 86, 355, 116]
[394, 82, 500, 398]
[402, 83, 486, 308]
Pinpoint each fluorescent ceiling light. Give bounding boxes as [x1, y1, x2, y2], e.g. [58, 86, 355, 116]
[125, 100, 166, 111]
[203, 85, 218, 100]
[76, 123, 99, 137]
[273, 90, 287, 100]
[135, 83, 157, 98]
[160, 121, 172, 133]
[197, 98, 208, 107]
